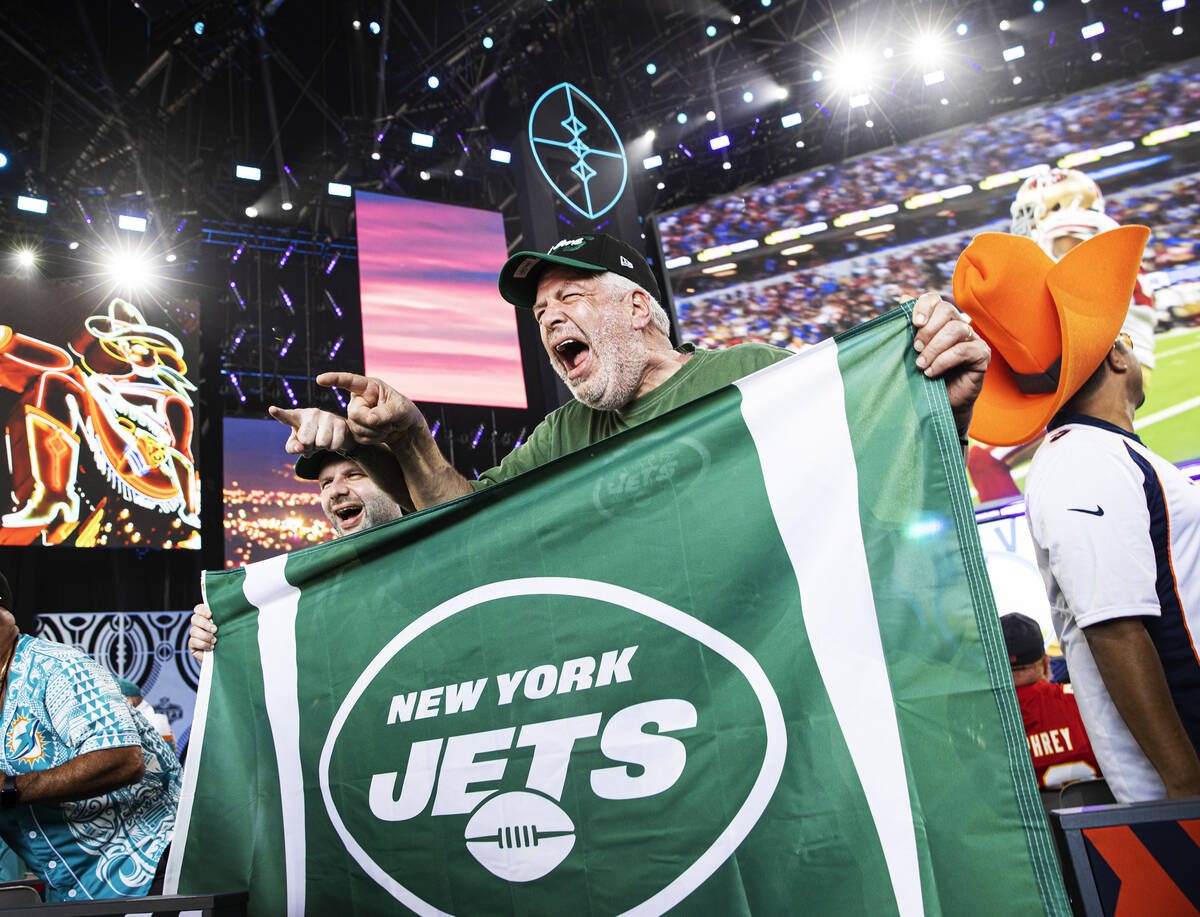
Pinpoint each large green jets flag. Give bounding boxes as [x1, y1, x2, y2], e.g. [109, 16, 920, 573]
[167, 307, 1069, 916]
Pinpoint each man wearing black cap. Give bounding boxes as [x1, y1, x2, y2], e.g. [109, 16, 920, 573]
[0, 571, 181, 901]
[188, 407, 407, 659]
[1001, 613, 1101, 791]
[316, 233, 988, 509]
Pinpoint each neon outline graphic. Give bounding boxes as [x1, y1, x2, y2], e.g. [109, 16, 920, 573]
[528, 83, 628, 220]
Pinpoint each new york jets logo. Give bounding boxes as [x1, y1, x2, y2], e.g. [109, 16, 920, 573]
[321, 578, 785, 915]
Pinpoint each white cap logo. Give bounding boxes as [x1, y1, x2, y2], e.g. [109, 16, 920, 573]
[620, 255, 634, 269]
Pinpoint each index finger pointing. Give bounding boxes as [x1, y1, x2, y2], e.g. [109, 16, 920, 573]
[268, 405, 303, 428]
[317, 371, 371, 395]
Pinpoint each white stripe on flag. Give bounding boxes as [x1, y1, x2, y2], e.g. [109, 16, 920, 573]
[245, 555, 306, 917]
[736, 341, 924, 917]
[163, 580, 217, 896]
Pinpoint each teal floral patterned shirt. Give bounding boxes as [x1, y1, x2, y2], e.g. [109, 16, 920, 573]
[0, 635, 181, 901]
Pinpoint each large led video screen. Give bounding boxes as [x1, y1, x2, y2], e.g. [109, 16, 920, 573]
[223, 416, 332, 567]
[0, 276, 200, 548]
[655, 57, 1200, 505]
[356, 192, 527, 409]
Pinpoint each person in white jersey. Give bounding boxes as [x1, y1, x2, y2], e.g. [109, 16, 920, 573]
[954, 224, 1200, 804]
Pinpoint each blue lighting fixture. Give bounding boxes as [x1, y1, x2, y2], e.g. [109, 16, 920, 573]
[193, 20, 205, 35]
[761, 0, 771, 7]
[231, 244, 245, 264]
[676, 112, 688, 124]
[328, 336, 344, 359]
[482, 35, 494, 48]
[472, 425, 486, 449]
[427, 75, 440, 89]
[278, 285, 294, 314]
[490, 148, 512, 164]
[0, 152, 7, 168]
[645, 63, 657, 75]
[742, 90, 754, 103]
[16, 196, 48, 214]
[1033, 0, 1045, 10]
[325, 253, 340, 275]
[228, 280, 246, 308]
[278, 244, 294, 268]
[705, 25, 717, 37]
[235, 164, 261, 181]
[411, 131, 434, 148]
[324, 289, 344, 317]
[281, 377, 298, 405]
[368, 21, 380, 35]
[709, 134, 731, 151]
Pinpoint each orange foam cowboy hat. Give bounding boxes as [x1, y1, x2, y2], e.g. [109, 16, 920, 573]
[952, 224, 1150, 446]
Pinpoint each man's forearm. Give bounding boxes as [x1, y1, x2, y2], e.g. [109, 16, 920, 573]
[386, 430, 473, 510]
[12, 746, 144, 805]
[1085, 616, 1200, 797]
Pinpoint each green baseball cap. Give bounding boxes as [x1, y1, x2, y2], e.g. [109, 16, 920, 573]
[498, 233, 662, 308]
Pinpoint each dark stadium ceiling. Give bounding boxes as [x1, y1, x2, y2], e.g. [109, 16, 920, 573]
[1, 0, 1198, 246]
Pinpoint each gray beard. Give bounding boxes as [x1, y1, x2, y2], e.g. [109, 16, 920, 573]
[556, 316, 648, 412]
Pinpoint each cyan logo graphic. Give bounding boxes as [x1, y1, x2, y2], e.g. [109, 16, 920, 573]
[528, 83, 628, 220]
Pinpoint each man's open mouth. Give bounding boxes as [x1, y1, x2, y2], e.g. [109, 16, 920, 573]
[554, 338, 591, 379]
[333, 504, 363, 529]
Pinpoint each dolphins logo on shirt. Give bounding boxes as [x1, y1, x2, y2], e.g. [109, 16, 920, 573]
[6, 715, 47, 764]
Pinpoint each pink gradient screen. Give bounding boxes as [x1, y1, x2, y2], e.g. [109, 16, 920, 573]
[356, 192, 527, 408]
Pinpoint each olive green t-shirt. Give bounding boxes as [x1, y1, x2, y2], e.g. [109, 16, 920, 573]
[471, 342, 792, 489]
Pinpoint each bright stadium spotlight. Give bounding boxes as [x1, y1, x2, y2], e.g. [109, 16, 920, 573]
[781, 112, 803, 128]
[883, 47, 895, 59]
[327, 181, 352, 197]
[915, 31, 945, 59]
[14, 249, 35, 270]
[849, 92, 870, 108]
[411, 131, 434, 148]
[1033, 0, 1045, 10]
[419, 170, 431, 181]
[731, 14, 741, 24]
[742, 90, 754, 103]
[235, 164, 261, 181]
[351, 19, 361, 29]
[645, 62, 657, 75]
[482, 35, 494, 48]
[812, 69, 823, 82]
[1163, 0, 1186, 9]
[956, 22, 969, 35]
[1000, 19, 1011, 30]
[427, 75, 440, 89]
[705, 24, 717, 37]
[924, 70, 945, 85]
[677, 112, 688, 124]
[656, 181, 666, 190]
[68, 240, 80, 250]
[368, 20, 381, 34]
[831, 48, 874, 91]
[643, 128, 656, 142]
[643, 154, 663, 169]
[282, 200, 294, 210]
[775, 86, 789, 100]
[490, 148, 512, 164]
[1081, 21, 1105, 38]
[244, 205, 258, 218]
[0, 152, 7, 168]
[118, 214, 148, 232]
[1002, 44, 1026, 61]
[722, 161, 733, 170]
[1174, 25, 1185, 34]
[16, 195, 48, 214]
[709, 134, 731, 150]
[105, 249, 155, 290]
[706, 110, 717, 121]
[1013, 74, 1023, 84]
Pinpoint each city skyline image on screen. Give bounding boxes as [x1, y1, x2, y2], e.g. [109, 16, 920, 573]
[356, 192, 527, 409]
[0, 275, 201, 549]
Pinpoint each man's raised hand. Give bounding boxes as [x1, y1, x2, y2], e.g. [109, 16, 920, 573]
[268, 406, 354, 456]
[316, 372, 427, 445]
[910, 292, 991, 439]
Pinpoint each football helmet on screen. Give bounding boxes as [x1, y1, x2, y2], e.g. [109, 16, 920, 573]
[1010, 168, 1106, 248]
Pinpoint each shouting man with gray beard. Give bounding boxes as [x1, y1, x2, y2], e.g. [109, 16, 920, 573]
[316, 233, 989, 507]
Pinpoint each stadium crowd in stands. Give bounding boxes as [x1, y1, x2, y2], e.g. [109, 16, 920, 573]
[657, 59, 1200, 259]
[676, 170, 1200, 349]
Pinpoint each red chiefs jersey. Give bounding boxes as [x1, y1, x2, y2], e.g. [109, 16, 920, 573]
[1016, 679, 1102, 790]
